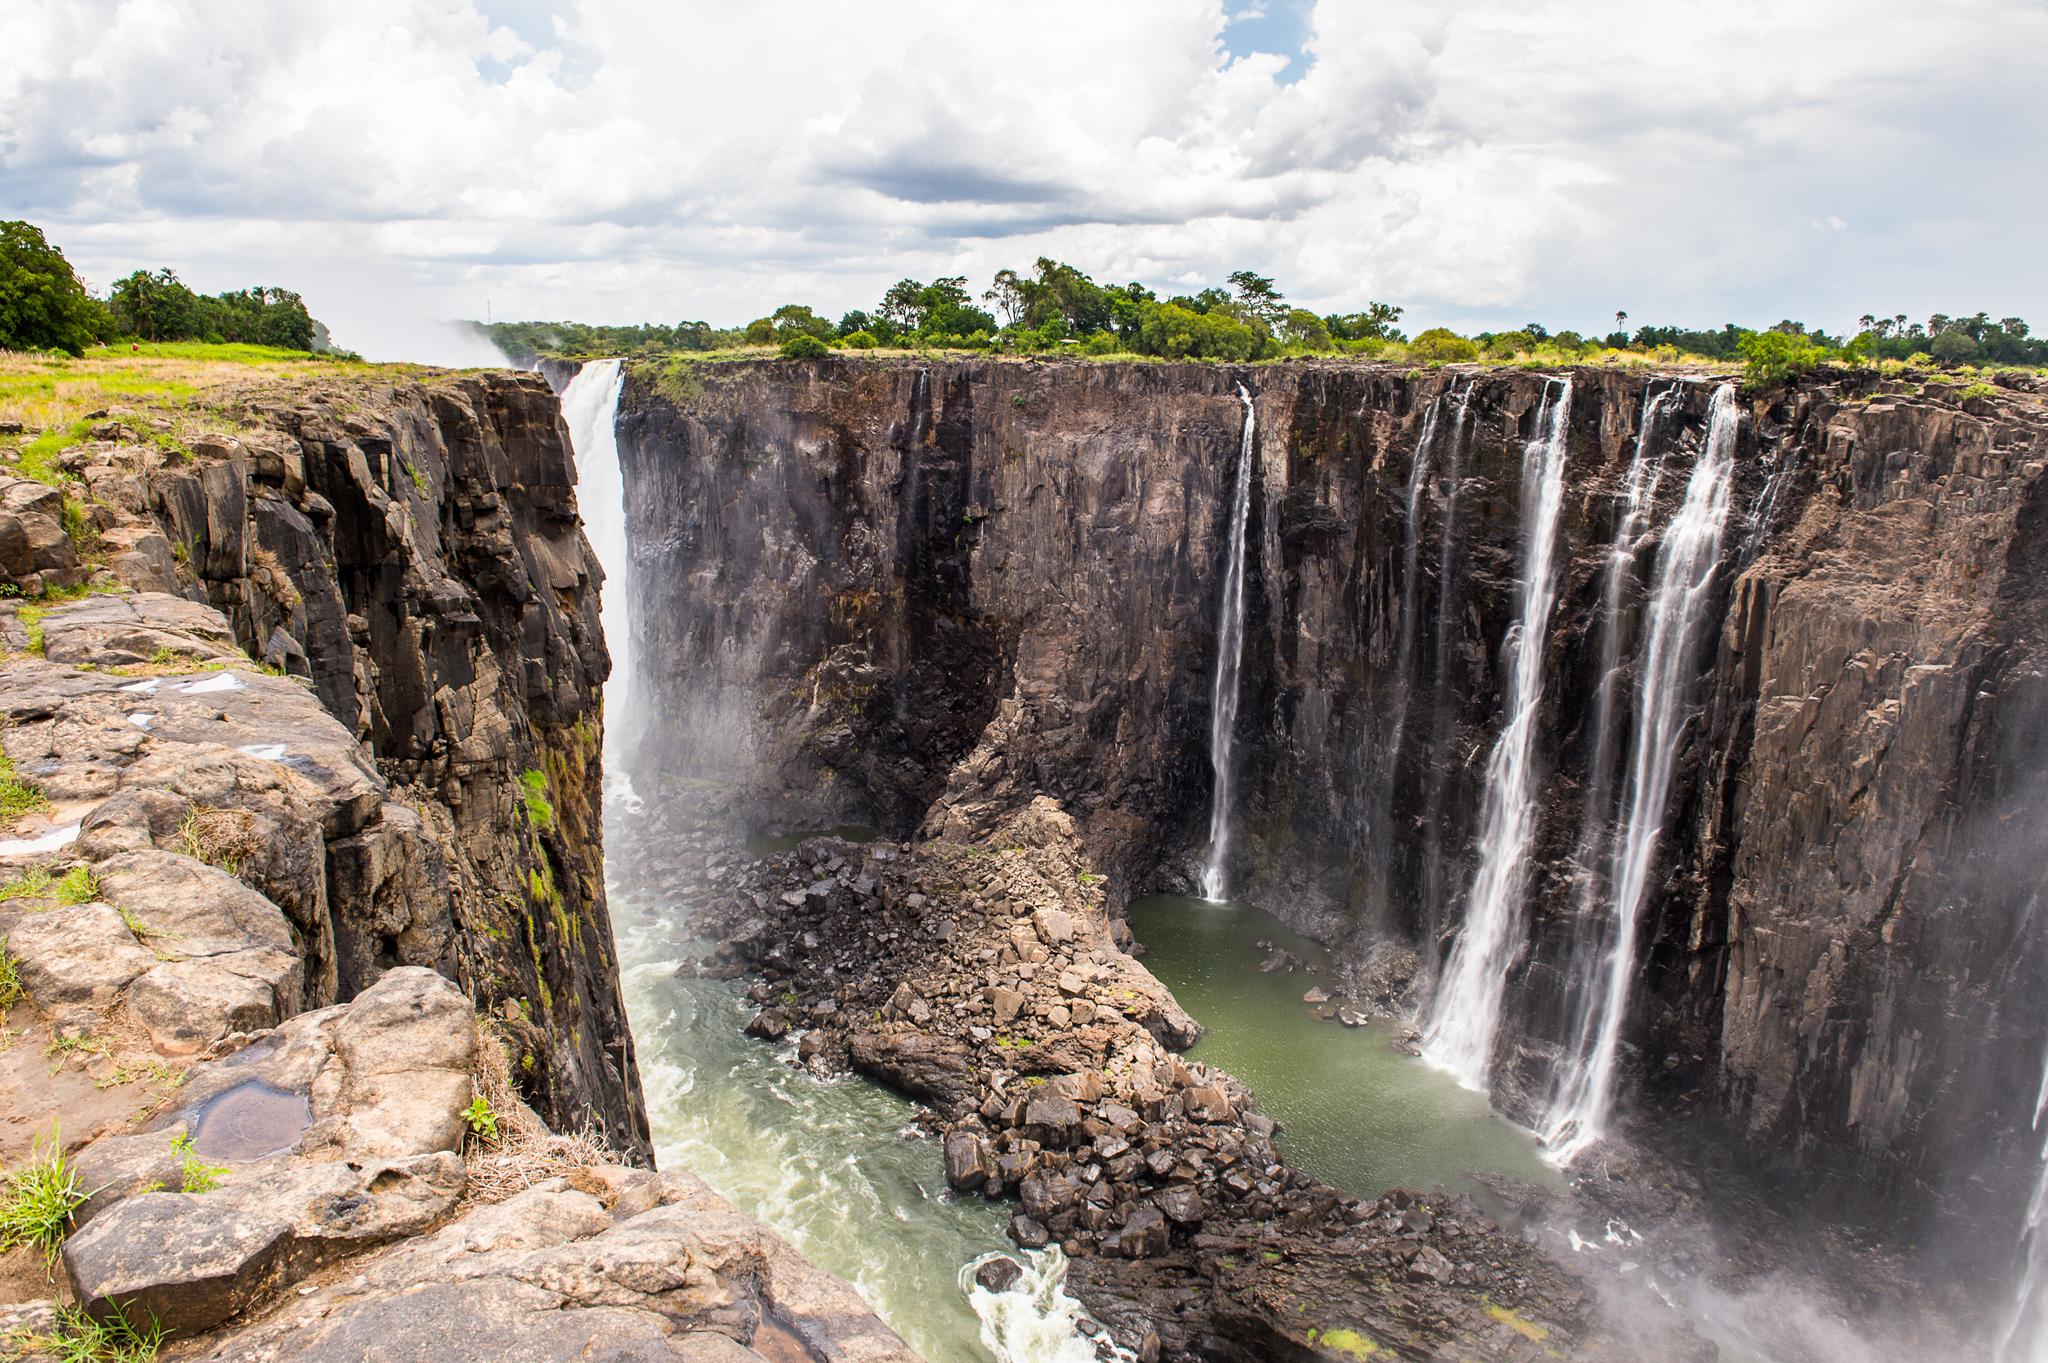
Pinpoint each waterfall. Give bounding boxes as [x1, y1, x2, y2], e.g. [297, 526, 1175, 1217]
[1542, 386, 1680, 1125]
[1999, 1052, 2048, 1362]
[1200, 385, 1257, 901]
[1418, 390, 1477, 936]
[1376, 386, 1463, 826]
[1422, 378, 1573, 1092]
[558, 358, 638, 808]
[1542, 383, 1739, 1160]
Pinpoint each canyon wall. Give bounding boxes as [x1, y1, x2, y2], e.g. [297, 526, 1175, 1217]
[73, 371, 650, 1155]
[614, 355, 2048, 1267]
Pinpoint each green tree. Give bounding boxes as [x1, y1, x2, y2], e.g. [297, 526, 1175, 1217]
[768, 304, 834, 342]
[778, 334, 831, 359]
[1929, 330, 1980, 364]
[0, 222, 111, 356]
[1227, 270, 1287, 327]
[1408, 327, 1479, 363]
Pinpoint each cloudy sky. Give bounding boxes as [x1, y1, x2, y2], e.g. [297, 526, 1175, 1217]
[3, 0, 2043, 362]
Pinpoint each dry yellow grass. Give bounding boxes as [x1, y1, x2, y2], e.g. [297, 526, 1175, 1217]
[0, 342, 443, 484]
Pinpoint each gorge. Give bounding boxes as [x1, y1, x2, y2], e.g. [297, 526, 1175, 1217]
[4, 348, 2045, 1363]
[593, 353, 2048, 1359]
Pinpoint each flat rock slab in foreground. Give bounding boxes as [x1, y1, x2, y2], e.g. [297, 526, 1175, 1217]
[180, 1170, 922, 1363]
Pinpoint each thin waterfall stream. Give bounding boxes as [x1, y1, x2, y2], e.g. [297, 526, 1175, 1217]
[1200, 384, 1257, 900]
[1423, 378, 1574, 1091]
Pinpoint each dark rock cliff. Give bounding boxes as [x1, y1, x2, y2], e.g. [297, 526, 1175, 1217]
[614, 355, 2048, 1277]
[69, 371, 650, 1157]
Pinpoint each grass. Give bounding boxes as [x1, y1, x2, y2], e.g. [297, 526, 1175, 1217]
[0, 1125, 90, 1268]
[0, 938, 21, 1012]
[3, 1300, 165, 1362]
[169, 1133, 227, 1194]
[0, 342, 435, 490]
[54, 865, 99, 905]
[113, 903, 157, 940]
[0, 750, 50, 823]
[0, 866, 53, 903]
[518, 769, 554, 831]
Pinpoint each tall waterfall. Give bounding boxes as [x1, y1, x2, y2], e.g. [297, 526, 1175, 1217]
[1999, 1051, 2048, 1362]
[1423, 378, 1573, 1091]
[1542, 383, 1739, 1160]
[559, 358, 638, 806]
[1200, 385, 1257, 901]
[1543, 386, 1680, 1126]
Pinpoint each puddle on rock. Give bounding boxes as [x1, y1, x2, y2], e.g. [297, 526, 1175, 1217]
[187, 1079, 312, 1160]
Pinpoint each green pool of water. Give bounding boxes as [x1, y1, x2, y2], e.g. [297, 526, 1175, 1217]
[1126, 894, 1558, 1202]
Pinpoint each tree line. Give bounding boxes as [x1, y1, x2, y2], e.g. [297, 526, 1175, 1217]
[481, 257, 2048, 379]
[0, 221, 326, 356]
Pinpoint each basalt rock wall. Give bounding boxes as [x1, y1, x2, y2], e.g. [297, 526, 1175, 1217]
[69, 371, 650, 1157]
[615, 356, 2048, 1269]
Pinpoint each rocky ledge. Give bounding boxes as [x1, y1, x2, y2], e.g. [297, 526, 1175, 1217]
[694, 798, 1707, 1362]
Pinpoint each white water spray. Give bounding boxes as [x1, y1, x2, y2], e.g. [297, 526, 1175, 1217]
[1999, 1051, 2048, 1362]
[559, 358, 639, 810]
[1201, 385, 1257, 901]
[965, 1249, 1133, 1363]
[1543, 386, 1680, 1129]
[1423, 378, 1573, 1091]
[1543, 383, 1738, 1161]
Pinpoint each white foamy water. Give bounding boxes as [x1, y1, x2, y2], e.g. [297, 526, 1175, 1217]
[1424, 377, 1574, 1091]
[965, 1248, 1133, 1363]
[559, 357, 643, 813]
[1201, 385, 1257, 900]
[0, 822, 81, 857]
[1543, 383, 1738, 1162]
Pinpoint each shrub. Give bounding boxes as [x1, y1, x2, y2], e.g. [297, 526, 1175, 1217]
[778, 334, 831, 360]
[1739, 329, 1830, 385]
[5, 1301, 164, 1362]
[1409, 328, 1480, 363]
[839, 330, 879, 350]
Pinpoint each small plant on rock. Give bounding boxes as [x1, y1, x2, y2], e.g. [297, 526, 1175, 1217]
[0, 939, 22, 1012]
[0, 1125, 90, 1268]
[169, 1133, 227, 1194]
[518, 769, 553, 831]
[0, 866, 53, 903]
[0, 751, 50, 824]
[54, 865, 99, 905]
[5, 1300, 165, 1362]
[462, 1095, 500, 1144]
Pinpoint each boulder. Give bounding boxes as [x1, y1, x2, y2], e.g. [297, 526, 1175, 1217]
[4, 902, 156, 1006]
[1121, 1207, 1171, 1259]
[64, 1153, 464, 1334]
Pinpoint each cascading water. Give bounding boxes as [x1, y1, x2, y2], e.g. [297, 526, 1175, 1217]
[559, 358, 640, 809]
[1543, 386, 1680, 1124]
[1542, 383, 1739, 1161]
[1372, 383, 1467, 893]
[1200, 385, 1257, 901]
[1423, 378, 1573, 1092]
[1418, 389, 1477, 936]
[1999, 1051, 2048, 1362]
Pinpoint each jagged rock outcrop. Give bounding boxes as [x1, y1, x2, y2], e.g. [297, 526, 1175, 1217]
[616, 355, 2048, 1294]
[36, 372, 646, 1153]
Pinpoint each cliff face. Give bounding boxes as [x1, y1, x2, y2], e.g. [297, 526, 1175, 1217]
[615, 355, 2048, 1263]
[68, 371, 648, 1155]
